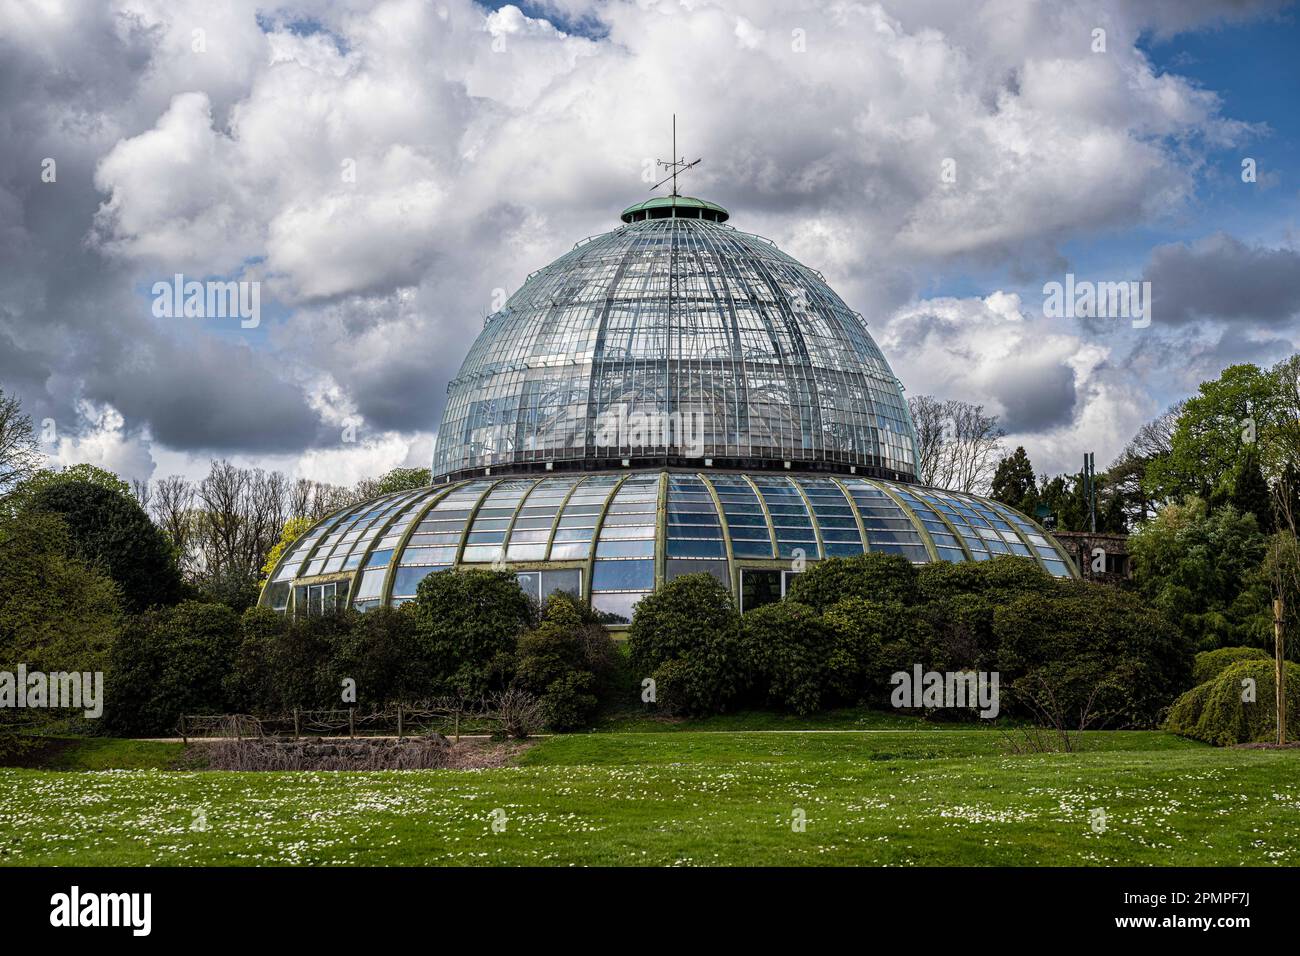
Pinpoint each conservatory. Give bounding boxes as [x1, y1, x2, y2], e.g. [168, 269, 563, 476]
[261, 193, 1075, 623]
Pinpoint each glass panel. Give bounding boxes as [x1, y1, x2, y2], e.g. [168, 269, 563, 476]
[592, 559, 655, 590]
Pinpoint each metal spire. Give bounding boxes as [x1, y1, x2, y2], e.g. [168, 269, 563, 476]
[652, 114, 701, 196]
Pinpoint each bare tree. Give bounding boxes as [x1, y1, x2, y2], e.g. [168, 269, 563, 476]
[908, 395, 946, 486]
[0, 388, 41, 494]
[150, 476, 197, 577]
[908, 395, 1005, 493]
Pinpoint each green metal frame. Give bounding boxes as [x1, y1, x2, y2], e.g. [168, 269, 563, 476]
[899, 486, 976, 562]
[584, 473, 632, 600]
[828, 476, 873, 554]
[379, 481, 468, 605]
[868, 478, 940, 561]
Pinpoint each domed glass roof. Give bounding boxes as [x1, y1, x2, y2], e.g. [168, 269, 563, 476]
[260, 472, 1076, 622]
[432, 204, 919, 481]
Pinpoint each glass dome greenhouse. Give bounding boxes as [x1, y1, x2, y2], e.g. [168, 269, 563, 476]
[261, 194, 1076, 623]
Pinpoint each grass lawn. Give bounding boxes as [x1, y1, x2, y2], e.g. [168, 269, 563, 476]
[1, 725, 1297, 866]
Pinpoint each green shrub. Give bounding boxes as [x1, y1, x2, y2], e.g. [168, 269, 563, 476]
[629, 575, 745, 715]
[1164, 680, 1214, 736]
[22, 477, 182, 612]
[540, 671, 598, 731]
[915, 556, 1055, 605]
[103, 601, 241, 735]
[411, 568, 535, 697]
[1192, 646, 1271, 686]
[628, 573, 739, 672]
[331, 605, 427, 708]
[1166, 659, 1300, 745]
[994, 582, 1193, 728]
[820, 597, 893, 700]
[516, 591, 618, 729]
[784, 553, 918, 611]
[0, 511, 120, 678]
[739, 602, 830, 714]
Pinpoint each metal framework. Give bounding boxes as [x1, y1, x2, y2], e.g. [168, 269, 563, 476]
[260, 193, 1079, 624]
[260, 471, 1077, 624]
[432, 210, 918, 481]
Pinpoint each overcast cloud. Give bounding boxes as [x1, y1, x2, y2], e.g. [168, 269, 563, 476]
[1, 0, 1297, 484]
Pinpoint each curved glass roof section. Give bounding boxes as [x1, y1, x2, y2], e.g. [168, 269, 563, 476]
[433, 212, 919, 481]
[261, 473, 1077, 620]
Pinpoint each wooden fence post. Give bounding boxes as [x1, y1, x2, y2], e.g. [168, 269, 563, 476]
[293, 707, 300, 740]
[349, 709, 355, 739]
[180, 715, 187, 746]
[397, 706, 403, 740]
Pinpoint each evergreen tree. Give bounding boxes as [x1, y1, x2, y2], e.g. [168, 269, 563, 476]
[1230, 447, 1274, 533]
[990, 447, 1038, 515]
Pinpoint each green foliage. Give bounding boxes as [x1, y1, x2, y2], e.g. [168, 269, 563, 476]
[1164, 680, 1214, 737]
[739, 601, 832, 714]
[0, 511, 120, 678]
[410, 568, 535, 697]
[1145, 362, 1291, 504]
[539, 671, 598, 731]
[820, 597, 891, 700]
[783, 553, 918, 611]
[7, 465, 133, 512]
[260, 516, 314, 582]
[1036, 470, 1126, 533]
[372, 467, 431, 496]
[516, 592, 618, 730]
[1129, 498, 1271, 650]
[915, 555, 1054, 604]
[990, 446, 1039, 516]
[229, 607, 348, 713]
[628, 572, 739, 674]
[1165, 660, 1300, 745]
[330, 605, 429, 709]
[994, 583, 1193, 728]
[22, 477, 182, 612]
[103, 601, 241, 735]
[629, 574, 744, 715]
[1227, 447, 1275, 532]
[1192, 646, 1271, 686]
[191, 567, 262, 614]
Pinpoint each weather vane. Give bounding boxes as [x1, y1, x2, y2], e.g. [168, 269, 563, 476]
[652, 113, 701, 197]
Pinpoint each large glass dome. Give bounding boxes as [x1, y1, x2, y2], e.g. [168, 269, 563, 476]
[261, 193, 1078, 623]
[432, 197, 918, 482]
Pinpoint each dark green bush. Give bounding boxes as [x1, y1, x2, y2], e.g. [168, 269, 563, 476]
[23, 478, 182, 612]
[1192, 646, 1271, 686]
[818, 596, 894, 701]
[103, 601, 241, 735]
[915, 555, 1055, 605]
[630, 574, 744, 715]
[0, 511, 120, 678]
[540, 671, 599, 731]
[628, 573, 739, 671]
[516, 592, 618, 730]
[411, 568, 535, 697]
[784, 553, 918, 611]
[1164, 680, 1213, 736]
[330, 605, 428, 708]
[1166, 659, 1300, 745]
[739, 601, 830, 714]
[994, 582, 1194, 728]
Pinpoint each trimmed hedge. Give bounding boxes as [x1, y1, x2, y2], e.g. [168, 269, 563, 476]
[1165, 659, 1300, 745]
[1191, 646, 1271, 686]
